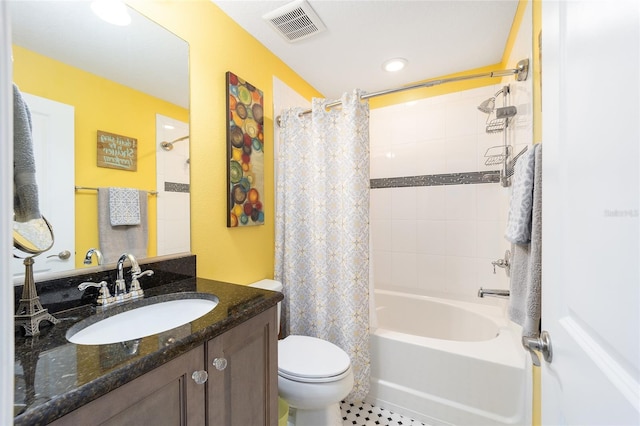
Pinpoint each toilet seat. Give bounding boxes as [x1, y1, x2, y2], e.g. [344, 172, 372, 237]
[278, 335, 351, 383]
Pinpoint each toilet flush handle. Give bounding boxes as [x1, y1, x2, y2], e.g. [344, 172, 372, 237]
[213, 357, 228, 371]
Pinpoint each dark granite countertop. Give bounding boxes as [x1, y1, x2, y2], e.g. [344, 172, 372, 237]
[13, 275, 283, 425]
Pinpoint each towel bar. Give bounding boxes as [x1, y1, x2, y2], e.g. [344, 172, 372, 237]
[75, 186, 158, 195]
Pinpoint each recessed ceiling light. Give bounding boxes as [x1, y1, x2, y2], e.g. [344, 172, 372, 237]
[382, 58, 407, 72]
[163, 124, 176, 130]
[91, 0, 131, 26]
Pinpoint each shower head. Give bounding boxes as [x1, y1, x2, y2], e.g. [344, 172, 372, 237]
[478, 86, 511, 114]
[477, 97, 496, 114]
[160, 135, 189, 151]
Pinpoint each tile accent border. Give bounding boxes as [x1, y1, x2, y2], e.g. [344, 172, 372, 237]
[370, 170, 500, 189]
[164, 182, 190, 193]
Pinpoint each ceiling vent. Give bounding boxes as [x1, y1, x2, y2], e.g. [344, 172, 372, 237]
[263, 0, 326, 43]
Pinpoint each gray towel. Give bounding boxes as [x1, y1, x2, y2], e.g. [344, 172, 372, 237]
[13, 83, 41, 222]
[504, 146, 535, 243]
[98, 188, 148, 264]
[508, 144, 542, 338]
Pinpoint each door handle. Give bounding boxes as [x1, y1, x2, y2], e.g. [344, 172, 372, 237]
[522, 330, 553, 366]
[47, 250, 71, 260]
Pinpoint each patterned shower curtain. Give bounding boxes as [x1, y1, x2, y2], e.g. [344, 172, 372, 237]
[275, 90, 370, 402]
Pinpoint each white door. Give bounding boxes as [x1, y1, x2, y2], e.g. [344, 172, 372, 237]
[541, 1, 639, 424]
[12, 93, 75, 279]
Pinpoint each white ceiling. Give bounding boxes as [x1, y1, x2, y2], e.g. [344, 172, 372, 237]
[212, 0, 520, 100]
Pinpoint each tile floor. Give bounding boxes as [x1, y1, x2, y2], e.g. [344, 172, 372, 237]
[340, 401, 428, 426]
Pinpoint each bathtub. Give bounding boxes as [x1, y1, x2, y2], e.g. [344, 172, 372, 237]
[366, 290, 531, 426]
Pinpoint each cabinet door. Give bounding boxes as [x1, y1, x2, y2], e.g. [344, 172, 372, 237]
[51, 346, 206, 426]
[207, 307, 278, 426]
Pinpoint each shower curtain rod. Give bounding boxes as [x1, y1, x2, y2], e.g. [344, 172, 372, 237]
[276, 58, 529, 126]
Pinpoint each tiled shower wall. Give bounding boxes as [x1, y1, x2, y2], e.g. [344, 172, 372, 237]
[370, 85, 516, 304]
[156, 114, 191, 256]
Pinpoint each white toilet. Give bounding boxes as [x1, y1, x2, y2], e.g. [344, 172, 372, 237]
[249, 280, 354, 426]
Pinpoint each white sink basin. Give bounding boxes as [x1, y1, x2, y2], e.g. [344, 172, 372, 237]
[67, 294, 218, 345]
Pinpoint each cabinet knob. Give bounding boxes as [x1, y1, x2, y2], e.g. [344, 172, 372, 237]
[191, 370, 208, 384]
[213, 357, 228, 371]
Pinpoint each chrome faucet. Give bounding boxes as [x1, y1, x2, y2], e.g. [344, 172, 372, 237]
[477, 287, 510, 299]
[77, 253, 153, 307]
[115, 253, 138, 300]
[115, 253, 153, 300]
[84, 248, 104, 265]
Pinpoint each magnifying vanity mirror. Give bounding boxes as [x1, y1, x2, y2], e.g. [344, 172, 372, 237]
[14, 215, 59, 336]
[9, 1, 190, 283]
[13, 217, 54, 255]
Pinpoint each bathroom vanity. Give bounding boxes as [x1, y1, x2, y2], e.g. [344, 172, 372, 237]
[13, 255, 282, 425]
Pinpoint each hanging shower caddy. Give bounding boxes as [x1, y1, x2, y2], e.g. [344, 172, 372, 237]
[479, 85, 524, 187]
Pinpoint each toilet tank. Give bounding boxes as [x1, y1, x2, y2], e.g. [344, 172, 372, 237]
[249, 279, 283, 331]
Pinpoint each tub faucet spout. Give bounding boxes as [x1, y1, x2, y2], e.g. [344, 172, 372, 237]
[477, 288, 510, 299]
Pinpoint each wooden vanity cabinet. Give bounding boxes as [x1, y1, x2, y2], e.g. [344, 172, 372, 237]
[50, 345, 206, 425]
[206, 308, 278, 426]
[50, 306, 278, 426]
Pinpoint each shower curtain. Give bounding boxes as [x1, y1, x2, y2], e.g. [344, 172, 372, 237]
[275, 90, 370, 402]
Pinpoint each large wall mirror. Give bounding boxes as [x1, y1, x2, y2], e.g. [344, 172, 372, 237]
[9, 1, 190, 282]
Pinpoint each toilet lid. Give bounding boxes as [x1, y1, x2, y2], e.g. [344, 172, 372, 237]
[278, 335, 351, 382]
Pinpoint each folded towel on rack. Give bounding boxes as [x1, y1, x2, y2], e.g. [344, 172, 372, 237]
[508, 144, 542, 337]
[109, 187, 141, 225]
[98, 188, 148, 263]
[13, 83, 41, 222]
[504, 146, 536, 244]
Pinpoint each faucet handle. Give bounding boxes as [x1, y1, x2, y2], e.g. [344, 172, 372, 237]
[491, 250, 512, 275]
[132, 269, 154, 280]
[129, 269, 153, 299]
[78, 280, 108, 292]
[78, 281, 114, 305]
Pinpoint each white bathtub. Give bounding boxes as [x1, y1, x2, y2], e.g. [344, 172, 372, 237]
[366, 290, 531, 426]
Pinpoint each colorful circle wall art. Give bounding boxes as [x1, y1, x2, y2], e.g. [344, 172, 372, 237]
[226, 72, 264, 227]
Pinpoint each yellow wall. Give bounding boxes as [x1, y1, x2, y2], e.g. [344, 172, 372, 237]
[127, 0, 321, 284]
[12, 45, 188, 267]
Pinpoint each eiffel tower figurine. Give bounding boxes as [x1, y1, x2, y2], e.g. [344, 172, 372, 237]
[15, 256, 59, 336]
[13, 216, 58, 337]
